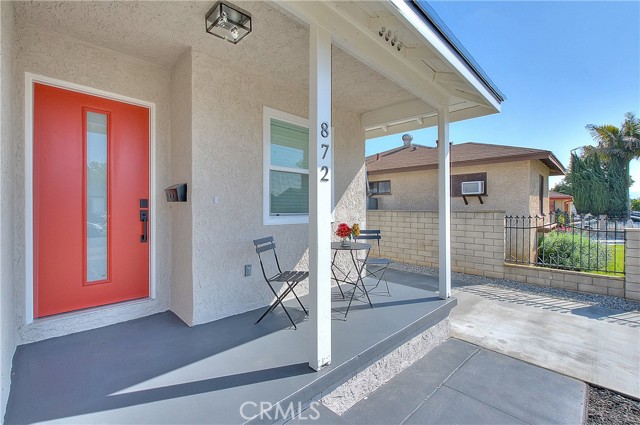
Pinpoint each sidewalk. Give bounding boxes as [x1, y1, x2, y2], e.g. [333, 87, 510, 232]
[451, 284, 640, 399]
[290, 339, 587, 424]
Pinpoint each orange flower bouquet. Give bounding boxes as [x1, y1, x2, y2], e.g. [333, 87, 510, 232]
[336, 223, 361, 246]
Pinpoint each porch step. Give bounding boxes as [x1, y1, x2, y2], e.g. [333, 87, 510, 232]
[341, 338, 478, 425]
[248, 290, 456, 425]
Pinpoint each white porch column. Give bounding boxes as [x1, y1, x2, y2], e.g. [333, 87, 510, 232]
[437, 105, 451, 299]
[308, 23, 332, 371]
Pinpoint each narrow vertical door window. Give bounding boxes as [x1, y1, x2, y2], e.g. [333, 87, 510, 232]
[86, 111, 108, 283]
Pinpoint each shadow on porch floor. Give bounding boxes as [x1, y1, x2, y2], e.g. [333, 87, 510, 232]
[5, 271, 455, 425]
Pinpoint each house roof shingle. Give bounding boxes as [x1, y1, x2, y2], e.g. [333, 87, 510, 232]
[366, 142, 566, 176]
[549, 191, 573, 200]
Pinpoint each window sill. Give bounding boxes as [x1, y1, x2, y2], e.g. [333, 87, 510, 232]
[264, 215, 309, 226]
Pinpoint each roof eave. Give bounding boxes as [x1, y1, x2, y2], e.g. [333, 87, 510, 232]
[367, 152, 567, 176]
[403, 0, 505, 104]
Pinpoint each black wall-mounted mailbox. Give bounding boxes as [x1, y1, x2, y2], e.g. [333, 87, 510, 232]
[165, 183, 188, 202]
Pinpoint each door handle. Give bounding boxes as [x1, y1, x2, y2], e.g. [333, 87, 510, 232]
[140, 210, 148, 243]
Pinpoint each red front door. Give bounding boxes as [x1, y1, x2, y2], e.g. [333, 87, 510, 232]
[34, 83, 150, 318]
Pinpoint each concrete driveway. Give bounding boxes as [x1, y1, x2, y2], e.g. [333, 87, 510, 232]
[451, 284, 640, 399]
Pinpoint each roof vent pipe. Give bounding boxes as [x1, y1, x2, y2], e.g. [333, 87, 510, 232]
[402, 133, 413, 148]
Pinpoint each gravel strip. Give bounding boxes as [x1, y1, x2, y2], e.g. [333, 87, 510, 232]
[588, 386, 640, 425]
[388, 262, 640, 313]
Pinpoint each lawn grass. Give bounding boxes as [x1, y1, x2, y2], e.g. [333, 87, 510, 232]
[592, 244, 625, 276]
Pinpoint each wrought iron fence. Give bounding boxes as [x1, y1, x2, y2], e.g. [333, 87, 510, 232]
[505, 211, 625, 275]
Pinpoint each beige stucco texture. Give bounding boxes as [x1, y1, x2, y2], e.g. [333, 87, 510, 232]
[188, 49, 365, 325]
[370, 160, 550, 218]
[0, 1, 419, 412]
[0, 1, 16, 418]
[13, 25, 174, 343]
[1, 3, 371, 337]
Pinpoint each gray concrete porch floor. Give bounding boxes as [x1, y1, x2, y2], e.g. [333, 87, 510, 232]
[4, 273, 454, 425]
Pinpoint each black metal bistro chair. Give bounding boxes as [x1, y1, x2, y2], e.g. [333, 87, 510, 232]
[355, 230, 392, 296]
[253, 236, 309, 329]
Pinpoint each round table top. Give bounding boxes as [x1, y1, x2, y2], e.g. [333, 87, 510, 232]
[331, 241, 372, 250]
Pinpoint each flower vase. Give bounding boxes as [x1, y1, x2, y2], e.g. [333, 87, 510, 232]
[340, 237, 351, 247]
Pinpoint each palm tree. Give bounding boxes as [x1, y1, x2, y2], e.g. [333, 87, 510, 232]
[586, 112, 640, 219]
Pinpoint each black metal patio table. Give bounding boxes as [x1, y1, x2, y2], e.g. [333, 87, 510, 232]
[331, 241, 373, 319]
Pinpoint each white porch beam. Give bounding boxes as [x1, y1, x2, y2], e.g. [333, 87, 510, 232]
[404, 45, 439, 61]
[437, 106, 451, 299]
[364, 104, 492, 139]
[449, 89, 489, 105]
[361, 99, 436, 129]
[433, 72, 460, 84]
[308, 23, 332, 371]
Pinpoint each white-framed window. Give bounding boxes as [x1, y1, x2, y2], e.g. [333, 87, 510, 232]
[369, 180, 391, 195]
[263, 107, 333, 225]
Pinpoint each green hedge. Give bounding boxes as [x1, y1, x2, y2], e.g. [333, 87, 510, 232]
[537, 231, 612, 272]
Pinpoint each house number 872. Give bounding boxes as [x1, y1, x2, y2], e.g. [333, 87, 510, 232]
[320, 121, 330, 182]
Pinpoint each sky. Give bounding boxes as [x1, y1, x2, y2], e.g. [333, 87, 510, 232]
[365, 0, 640, 198]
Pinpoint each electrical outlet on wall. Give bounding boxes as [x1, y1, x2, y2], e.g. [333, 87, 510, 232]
[244, 264, 252, 277]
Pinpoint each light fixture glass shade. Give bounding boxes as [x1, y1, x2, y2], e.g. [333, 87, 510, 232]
[205, 1, 252, 44]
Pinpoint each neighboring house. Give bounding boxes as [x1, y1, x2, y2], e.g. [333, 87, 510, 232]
[549, 191, 574, 214]
[366, 141, 565, 217]
[0, 0, 505, 416]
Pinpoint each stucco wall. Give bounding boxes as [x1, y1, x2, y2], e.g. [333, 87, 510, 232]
[13, 25, 172, 343]
[189, 49, 365, 325]
[0, 1, 16, 418]
[370, 161, 535, 217]
[169, 49, 194, 325]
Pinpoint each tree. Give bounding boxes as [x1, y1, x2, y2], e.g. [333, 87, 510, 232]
[606, 157, 628, 217]
[585, 112, 640, 218]
[569, 153, 591, 214]
[589, 154, 609, 216]
[631, 198, 640, 212]
[569, 153, 609, 215]
[551, 178, 572, 196]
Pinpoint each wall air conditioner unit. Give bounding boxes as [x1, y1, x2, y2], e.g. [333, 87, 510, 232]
[461, 181, 484, 195]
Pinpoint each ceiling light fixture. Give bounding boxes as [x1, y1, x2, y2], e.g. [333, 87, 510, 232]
[205, 1, 252, 44]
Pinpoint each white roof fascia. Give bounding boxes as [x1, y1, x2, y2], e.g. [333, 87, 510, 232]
[387, 0, 502, 112]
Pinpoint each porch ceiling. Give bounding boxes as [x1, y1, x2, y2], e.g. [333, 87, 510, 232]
[14, 1, 501, 137]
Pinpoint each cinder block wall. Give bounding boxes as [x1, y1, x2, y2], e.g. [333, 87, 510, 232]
[625, 229, 640, 301]
[503, 264, 625, 297]
[366, 210, 505, 278]
[367, 210, 635, 300]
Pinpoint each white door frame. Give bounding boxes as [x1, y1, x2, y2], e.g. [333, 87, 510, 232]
[24, 72, 157, 324]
